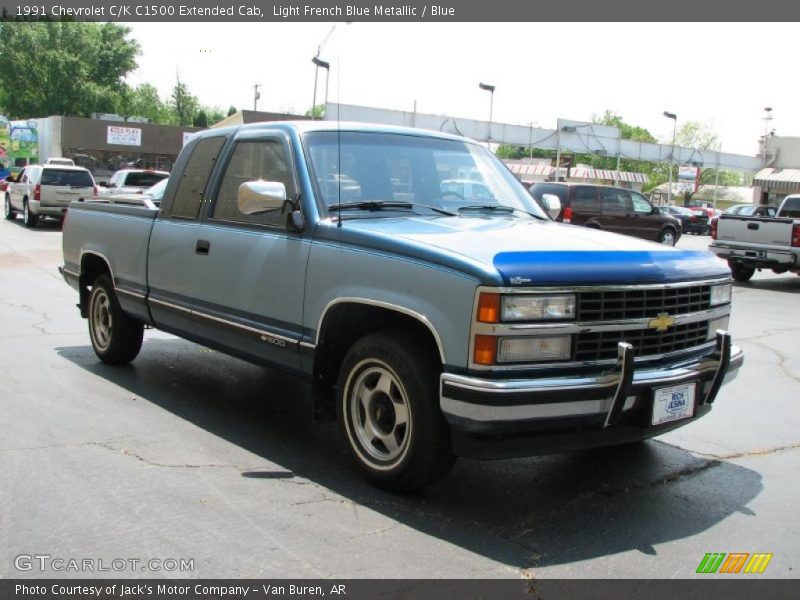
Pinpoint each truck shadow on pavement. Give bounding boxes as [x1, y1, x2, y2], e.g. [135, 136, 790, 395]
[57, 338, 763, 571]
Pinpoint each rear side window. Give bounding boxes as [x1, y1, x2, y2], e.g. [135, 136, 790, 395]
[125, 172, 168, 187]
[170, 137, 226, 219]
[780, 197, 800, 218]
[571, 186, 598, 209]
[601, 188, 632, 212]
[41, 169, 93, 187]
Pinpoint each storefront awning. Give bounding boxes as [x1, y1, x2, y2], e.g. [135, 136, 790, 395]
[505, 163, 555, 179]
[569, 167, 648, 183]
[754, 168, 800, 191]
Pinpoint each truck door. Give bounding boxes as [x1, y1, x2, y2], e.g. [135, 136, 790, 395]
[147, 136, 227, 339]
[191, 132, 310, 372]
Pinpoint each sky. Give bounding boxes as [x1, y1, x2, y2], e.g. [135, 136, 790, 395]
[125, 22, 795, 157]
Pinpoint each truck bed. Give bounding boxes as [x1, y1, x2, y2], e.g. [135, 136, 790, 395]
[62, 201, 157, 297]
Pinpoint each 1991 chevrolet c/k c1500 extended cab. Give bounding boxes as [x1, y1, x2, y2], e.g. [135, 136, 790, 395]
[61, 122, 743, 490]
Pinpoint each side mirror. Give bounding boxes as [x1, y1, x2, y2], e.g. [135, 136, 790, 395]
[237, 180, 287, 215]
[541, 193, 562, 220]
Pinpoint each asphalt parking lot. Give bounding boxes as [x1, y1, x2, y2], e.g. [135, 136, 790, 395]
[1, 218, 798, 579]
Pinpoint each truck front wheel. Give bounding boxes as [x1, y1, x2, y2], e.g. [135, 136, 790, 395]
[336, 331, 455, 491]
[729, 262, 755, 282]
[88, 274, 144, 365]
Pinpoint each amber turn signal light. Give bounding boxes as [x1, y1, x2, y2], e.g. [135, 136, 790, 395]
[474, 335, 497, 365]
[477, 292, 500, 323]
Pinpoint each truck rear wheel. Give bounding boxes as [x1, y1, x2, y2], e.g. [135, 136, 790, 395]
[88, 274, 144, 365]
[729, 262, 755, 282]
[336, 330, 455, 492]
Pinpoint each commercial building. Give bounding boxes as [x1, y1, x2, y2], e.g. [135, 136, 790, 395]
[754, 135, 800, 206]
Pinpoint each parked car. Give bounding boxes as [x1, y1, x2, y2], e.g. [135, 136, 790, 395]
[61, 121, 742, 491]
[530, 182, 682, 245]
[103, 169, 169, 195]
[91, 178, 169, 209]
[709, 204, 776, 229]
[45, 157, 76, 166]
[710, 195, 800, 281]
[659, 205, 710, 235]
[5, 164, 97, 227]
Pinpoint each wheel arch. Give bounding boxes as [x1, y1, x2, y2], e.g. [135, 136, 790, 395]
[78, 251, 114, 318]
[311, 299, 446, 421]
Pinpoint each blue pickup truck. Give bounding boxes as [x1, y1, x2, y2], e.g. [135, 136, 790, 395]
[61, 122, 743, 491]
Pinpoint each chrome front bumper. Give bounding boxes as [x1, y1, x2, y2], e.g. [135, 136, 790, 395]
[441, 331, 743, 433]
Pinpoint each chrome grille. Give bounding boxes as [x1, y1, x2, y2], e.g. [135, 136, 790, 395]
[574, 321, 709, 361]
[577, 286, 711, 321]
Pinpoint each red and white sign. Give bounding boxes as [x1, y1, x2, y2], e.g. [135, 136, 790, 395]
[107, 126, 142, 146]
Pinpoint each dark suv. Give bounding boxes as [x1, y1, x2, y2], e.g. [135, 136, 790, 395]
[530, 183, 682, 246]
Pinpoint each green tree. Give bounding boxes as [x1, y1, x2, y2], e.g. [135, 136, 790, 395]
[169, 78, 199, 126]
[227, 105, 238, 116]
[669, 121, 742, 204]
[120, 83, 171, 124]
[305, 105, 325, 119]
[0, 22, 139, 118]
[193, 109, 208, 128]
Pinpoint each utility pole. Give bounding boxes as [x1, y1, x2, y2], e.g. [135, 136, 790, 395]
[253, 84, 261, 111]
[664, 111, 678, 205]
[762, 107, 773, 168]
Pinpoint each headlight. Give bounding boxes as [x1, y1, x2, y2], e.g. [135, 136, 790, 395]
[709, 284, 732, 306]
[497, 335, 572, 362]
[501, 294, 576, 321]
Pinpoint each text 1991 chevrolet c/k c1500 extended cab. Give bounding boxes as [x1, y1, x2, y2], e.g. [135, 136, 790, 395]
[61, 122, 743, 491]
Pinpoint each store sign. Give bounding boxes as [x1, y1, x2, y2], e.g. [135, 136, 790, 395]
[677, 165, 700, 193]
[107, 126, 142, 146]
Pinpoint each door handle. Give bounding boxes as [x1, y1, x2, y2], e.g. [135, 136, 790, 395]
[195, 239, 211, 255]
[747, 223, 759, 230]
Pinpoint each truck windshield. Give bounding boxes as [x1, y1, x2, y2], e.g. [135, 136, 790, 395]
[304, 131, 545, 219]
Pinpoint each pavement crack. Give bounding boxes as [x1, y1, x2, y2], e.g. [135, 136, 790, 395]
[690, 442, 800, 461]
[745, 339, 800, 384]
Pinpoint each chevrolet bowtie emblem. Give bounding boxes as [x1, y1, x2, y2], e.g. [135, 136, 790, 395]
[649, 313, 676, 332]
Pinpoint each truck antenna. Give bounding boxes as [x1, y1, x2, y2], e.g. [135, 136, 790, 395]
[336, 56, 342, 228]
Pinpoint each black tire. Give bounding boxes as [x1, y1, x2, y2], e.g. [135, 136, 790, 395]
[658, 227, 677, 246]
[336, 330, 455, 492]
[22, 200, 37, 228]
[87, 274, 144, 365]
[729, 262, 755, 283]
[4, 194, 14, 220]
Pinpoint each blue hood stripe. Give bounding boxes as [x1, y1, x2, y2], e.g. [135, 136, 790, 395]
[493, 250, 728, 285]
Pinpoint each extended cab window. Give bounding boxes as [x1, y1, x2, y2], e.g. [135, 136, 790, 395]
[212, 140, 296, 227]
[170, 136, 226, 219]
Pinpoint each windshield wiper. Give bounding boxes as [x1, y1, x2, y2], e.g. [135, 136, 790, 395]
[457, 204, 541, 218]
[329, 201, 413, 212]
[329, 200, 457, 216]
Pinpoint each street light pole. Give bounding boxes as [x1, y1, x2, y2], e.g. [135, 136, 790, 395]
[762, 107, 773, 168]
[253, 84, 261, 111]
[478, 83, 495, 146]
[311, 56, 330, 119]
[664, 111, 677, 205]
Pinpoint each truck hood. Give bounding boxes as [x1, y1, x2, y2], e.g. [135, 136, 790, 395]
[339, 216, 729, 285]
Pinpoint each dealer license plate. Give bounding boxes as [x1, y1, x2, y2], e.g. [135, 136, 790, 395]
[652, 383, 696, 425]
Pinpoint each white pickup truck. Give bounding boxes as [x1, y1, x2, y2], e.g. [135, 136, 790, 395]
[710, 195, 800, 281]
